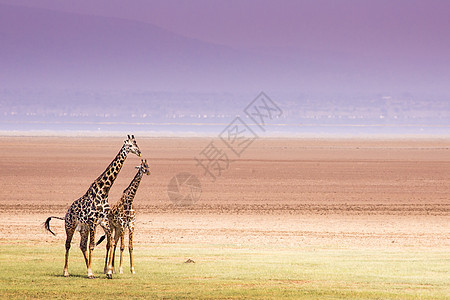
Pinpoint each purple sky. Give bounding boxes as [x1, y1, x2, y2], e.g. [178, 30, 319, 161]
[2, 0, 449, 50]
[1, 0, 449, 94]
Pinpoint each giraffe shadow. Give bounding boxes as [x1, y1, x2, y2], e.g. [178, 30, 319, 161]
[52, 273, 97, 279]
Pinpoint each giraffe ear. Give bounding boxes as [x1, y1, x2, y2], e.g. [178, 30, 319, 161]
[135, 165, 140, 169]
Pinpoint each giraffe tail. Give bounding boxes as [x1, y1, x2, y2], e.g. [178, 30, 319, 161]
[44, 216, 64, 236]
[96, 235, 106, 246]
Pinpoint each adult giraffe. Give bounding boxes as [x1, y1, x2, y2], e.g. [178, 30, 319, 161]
[45, 135, 141, 279]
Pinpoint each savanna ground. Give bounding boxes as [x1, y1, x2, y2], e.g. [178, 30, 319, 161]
[0, 137, 449, 299]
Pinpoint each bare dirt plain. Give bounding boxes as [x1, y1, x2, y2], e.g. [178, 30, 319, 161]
[0, 137, 448, 250]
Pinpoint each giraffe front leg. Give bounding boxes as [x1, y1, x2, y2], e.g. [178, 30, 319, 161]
[119, 229, 125, 274]
[111, 227, 121, 274]
[102, 222, 114, 279]
[102, 228, 112, 274]
[87, 226, 96, 279]
[129, 227, 135, 274]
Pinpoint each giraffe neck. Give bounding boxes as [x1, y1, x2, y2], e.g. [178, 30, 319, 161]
[121, 169, 144, 206]
[91, 144, 128, 198]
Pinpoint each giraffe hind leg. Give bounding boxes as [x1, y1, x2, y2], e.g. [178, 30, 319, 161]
[79, 224, 89, 268]
[63, 222, 76, 277]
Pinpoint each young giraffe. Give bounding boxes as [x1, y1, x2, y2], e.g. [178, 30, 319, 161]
[45, 135, 141, 279]
[98, 159, 150, 274]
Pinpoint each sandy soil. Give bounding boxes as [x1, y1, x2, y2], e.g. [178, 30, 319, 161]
[0, 137, 448, 250]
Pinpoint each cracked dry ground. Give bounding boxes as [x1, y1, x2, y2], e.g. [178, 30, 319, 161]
[0, 137, 448, 250]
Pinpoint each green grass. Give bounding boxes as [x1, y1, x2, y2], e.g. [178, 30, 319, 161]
[0, 242, 448, 299]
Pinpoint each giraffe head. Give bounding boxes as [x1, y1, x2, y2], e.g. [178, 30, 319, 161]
[136, 159, 150, 176]
[124, 135, 141, 157]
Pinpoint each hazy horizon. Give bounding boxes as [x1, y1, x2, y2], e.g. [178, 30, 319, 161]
[1, 1, 449, 136]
